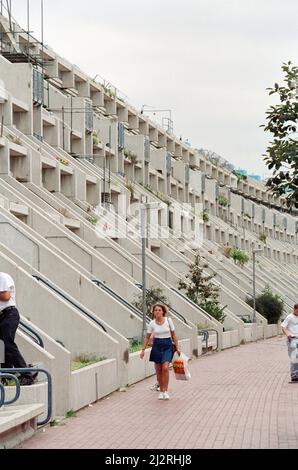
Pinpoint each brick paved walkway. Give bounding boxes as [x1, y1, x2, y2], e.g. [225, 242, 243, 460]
[19, 336, 298, 449]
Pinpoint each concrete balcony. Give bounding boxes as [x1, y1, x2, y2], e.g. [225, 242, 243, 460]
[189, 153, 201, 169]
[150, 147, 167, 176]
[124, 134, 147, 165]
[9, 140, 27, 157]
[42, 109, 56, 127]
[172, 159, 186, 186]
[189, 169, 202, 195]
[9, 201, 29, 217]
[205, 178, 217, 203]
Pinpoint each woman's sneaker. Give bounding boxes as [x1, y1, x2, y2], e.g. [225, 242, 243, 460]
[163, 392, 170, 400]
[158, 392, 164, 400]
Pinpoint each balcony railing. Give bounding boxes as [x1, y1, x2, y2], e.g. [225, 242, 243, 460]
[33, 68, 43, 105]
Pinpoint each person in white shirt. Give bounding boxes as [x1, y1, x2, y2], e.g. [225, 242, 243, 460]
[281, 304, 298, 382]
[140, 303, 181, 400]
[0, 272, 36, 385]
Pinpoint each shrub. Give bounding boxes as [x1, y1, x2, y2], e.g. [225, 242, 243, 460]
[241, 316, 251, 324]
[200, 301, 226, 323]
[58, 158, 69, 166]
[259, 233, 267, 244]
[233, 170, 247, 181]
[246, 286, 284, 324]
[125, 180, 135, 199]
[92, 131, 100, 146]
[86, 215, 99, 225]
[124, 148, 138, 163]
[218, 194, 228, 207]
[71, 354, 106, 371]
[230, 248, 249, 267]
[129, 339, 143, 353]
[202, 210, 209, 222]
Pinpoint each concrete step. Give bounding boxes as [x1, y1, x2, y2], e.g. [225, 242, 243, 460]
[0, 403, 44, 449]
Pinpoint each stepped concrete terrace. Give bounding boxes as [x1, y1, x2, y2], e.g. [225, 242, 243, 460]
[0, 11, 297, 446]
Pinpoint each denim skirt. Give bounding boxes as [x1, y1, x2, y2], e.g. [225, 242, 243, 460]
[149, 338, 174, 364]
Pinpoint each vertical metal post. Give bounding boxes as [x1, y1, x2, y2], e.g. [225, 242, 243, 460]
[62, 106, 65, 151]
[103, 149, 106, 206]
[27, 0, 30, 61]
[108, 123, 111, 199]
[41, 0, 44, 106]
[252, 251, 256, 323]
[70, 96, 73, 154]
[0, 1, 3, 54]
[6, 0, 12, 32]
[141, 204, 147, 340]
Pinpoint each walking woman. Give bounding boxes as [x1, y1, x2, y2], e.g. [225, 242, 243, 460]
[140, 304, 180, 400]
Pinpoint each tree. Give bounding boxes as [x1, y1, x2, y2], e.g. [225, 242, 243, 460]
[246, 286, 284, 324]
[132, 286, 169, 318]
[262, 61, 298, 208]
[178, 253, 226, 323]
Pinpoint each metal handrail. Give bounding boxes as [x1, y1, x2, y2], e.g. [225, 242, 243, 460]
[136, 284, 188, 325]
[19, 320, 44, 348]
[0, 368, 52, 426]
[0, 374, 21, 405]
[92, 279, 151, 323]
[198, 328, 219, 353]
[0, 383, 4, 408]
[32, 274, 107, 333]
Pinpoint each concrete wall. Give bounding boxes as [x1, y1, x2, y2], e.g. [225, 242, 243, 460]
[70, 359, 118, 411]
[222, 330, 240, 349]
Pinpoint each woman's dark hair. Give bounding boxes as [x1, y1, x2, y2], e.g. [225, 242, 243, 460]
[151, 303, 168, 317]
[294, 304, 298, 310]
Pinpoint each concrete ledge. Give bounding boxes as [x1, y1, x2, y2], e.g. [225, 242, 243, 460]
[9, 202, 29, 216]
[9, 141, 28, 157]
[244, 326, 253, 343]
[265, 324, 278, 338]
[222, 330, 240, 349]
[70, 359, 118, 411]
[128, 349, 156, 386]
[5, 383, 47, 422]
[257, 325, 264, 340]
[0, 403, 44, 449]
[197, 336, 203, 356]
[63, 217, 81, 229]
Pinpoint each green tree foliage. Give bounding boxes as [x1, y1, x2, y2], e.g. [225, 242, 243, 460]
[246, 286, 284, 324]
[132, 286, 169, 318]
[178, 253, 226, 323]
[262, 62, 298, 208]
[229, 248, 249, 267]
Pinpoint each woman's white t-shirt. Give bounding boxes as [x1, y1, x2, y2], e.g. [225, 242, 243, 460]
[147, 317, 175, 339]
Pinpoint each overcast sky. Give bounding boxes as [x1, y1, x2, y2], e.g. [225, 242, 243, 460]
[8, 0, 298, 176]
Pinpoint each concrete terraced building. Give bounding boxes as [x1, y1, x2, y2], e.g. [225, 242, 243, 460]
[0, 11, 297, 447]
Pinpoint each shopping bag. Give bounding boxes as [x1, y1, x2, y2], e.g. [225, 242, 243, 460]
[172, 352, 191, 381]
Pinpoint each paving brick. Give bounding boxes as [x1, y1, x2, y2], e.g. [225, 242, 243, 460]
[18, 336, 298, 449]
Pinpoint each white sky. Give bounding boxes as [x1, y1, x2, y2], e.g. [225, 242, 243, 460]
[7, 0, 298, 176]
